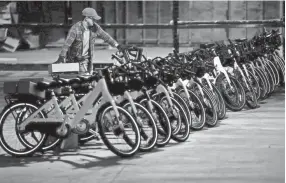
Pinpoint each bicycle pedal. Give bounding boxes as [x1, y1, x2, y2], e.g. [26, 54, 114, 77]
[94, 136, 100, 141]
[88, 129, 101, 141]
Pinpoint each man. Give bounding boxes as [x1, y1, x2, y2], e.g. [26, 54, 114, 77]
[55, 7, 124, 74]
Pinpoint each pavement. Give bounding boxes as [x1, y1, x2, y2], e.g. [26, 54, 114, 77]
[0, 71, 284, 183]
[0, 47, 194, 71]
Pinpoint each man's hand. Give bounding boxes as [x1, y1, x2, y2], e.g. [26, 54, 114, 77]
[88, 71, 93, 75]
[54, 56, 66, 64]
[116, 44, 128, 52]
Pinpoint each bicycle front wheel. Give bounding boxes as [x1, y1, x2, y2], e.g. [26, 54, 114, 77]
[97, 104, 141, 158]
[122, 101, 158, 152]
[139, 98, 172, 147]
[169, 98, 190, 142]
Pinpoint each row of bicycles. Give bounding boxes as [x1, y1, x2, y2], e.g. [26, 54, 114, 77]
[0, 28, 284, 158]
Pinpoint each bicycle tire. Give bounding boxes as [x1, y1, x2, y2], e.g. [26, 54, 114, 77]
[210, 83, 226, 120]
[169, 98, 190, 142]
[173, 92, 192, 126]
[215, 74, 246, 111]
[0, 102, 47, 157]
[97, 103, 141, 158]
[201, 87, 219, 127]
[175, 88, 206, 131]
[121, 100, 158, 152]
[138, 97, 172, 147]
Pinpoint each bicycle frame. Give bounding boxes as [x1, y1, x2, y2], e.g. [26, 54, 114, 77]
[228, 61, 251, 90]
[201, 73, 215, 92]
[152, 84, 174, 107]
[18, 78, 121, 131]
[212, 56, 233, 88]
[186, 77, 208, 103]
[173, 78, 195, 108]
[133, 89, 158, 119]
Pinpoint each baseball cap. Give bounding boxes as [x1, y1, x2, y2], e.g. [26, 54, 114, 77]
[82, 7, 101, 20]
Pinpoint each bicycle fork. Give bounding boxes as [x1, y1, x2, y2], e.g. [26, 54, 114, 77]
[176, 78, 195, 109]
[213, 56, 234, 91]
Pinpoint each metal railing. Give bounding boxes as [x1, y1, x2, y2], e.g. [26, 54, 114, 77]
[0, 19, 283, 29]
[0, 19, 284, 53]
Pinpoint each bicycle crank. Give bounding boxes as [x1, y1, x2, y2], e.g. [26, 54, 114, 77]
[55, 124, 71, 138]
[72, 119, 90, 135]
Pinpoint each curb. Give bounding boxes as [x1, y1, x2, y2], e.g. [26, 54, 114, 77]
[0, 63, 113, 71]
[0, 63, 50, 71]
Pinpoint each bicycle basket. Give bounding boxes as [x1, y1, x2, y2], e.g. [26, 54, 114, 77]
[161, 72, 176, 86]
[195, 67, 206, 78]
[144, 75, 158, 89]
[106, 81, 126, 96]
[127, 78, 144, 91]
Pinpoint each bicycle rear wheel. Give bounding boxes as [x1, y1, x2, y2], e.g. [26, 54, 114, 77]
[0, 102, 47, 157]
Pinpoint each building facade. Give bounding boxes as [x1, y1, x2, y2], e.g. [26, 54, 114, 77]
[9, 1, 285, 48]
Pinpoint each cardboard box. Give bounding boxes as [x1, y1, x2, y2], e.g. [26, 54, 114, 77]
[48, 63, 80, 74]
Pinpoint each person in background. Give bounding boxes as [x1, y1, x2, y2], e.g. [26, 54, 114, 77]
[55, 7, 125, 74]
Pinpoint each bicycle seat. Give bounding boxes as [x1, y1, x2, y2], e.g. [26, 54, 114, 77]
[36, 81, 50, 91]
[200, 43, 215, 49]
[69, 78, 81, 85]
[49, 80, 63, 88]
[36, 81, 62, 91]
[77, 75, 91, 83]
[234, 38, 247, 42]
[265, 33, 272, 38]
[127, 78, 144, 91]
[59, 78, 81, 85]
[58, 78, 70, 85]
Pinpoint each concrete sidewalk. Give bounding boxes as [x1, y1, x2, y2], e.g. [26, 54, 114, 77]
[0, 47, 194, 71]
[0, 75, 284, 183]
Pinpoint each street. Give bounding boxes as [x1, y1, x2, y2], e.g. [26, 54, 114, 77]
[0, 71, 284, 183]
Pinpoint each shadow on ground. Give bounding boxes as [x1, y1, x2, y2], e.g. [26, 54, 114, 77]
[0, 142, 177, 169]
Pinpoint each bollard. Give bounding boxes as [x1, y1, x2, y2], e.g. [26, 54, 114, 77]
[60, 133, 79, 151]
[172, 0, 179, 53]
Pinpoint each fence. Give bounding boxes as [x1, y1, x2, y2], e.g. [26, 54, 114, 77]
[0, 19, 284, 49]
